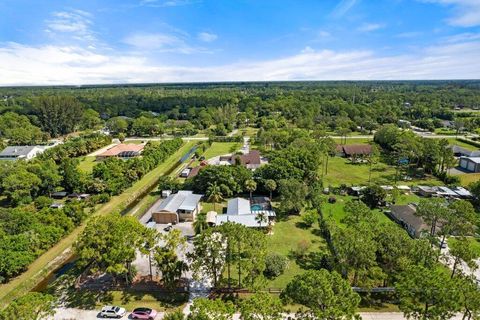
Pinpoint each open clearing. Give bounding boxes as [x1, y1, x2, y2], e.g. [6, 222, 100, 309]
[203, 142, 241, 160]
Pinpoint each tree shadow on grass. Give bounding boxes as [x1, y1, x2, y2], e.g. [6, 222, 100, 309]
[120, 290, 188, 309]
[294, 221, 311, 229]
[64, 289, 114, 309]
[295, 251, 332, 271]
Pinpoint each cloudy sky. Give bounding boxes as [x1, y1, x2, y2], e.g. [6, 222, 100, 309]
[1, 0, 480, 85]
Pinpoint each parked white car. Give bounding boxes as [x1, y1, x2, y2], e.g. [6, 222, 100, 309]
[100, 306, 126, 318]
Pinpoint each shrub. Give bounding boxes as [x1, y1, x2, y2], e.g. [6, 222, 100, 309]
[295, 239, 311, 258]
[264, 253, 288, 279]
[163, 310, 185, 320]
[302, 209, 319, 227]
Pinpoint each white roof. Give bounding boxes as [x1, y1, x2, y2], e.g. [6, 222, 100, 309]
[437, 186, 457, 196]
[397, 185, 411, 190]
[381, 185, 394, 190]
[0, 146, 40, 158]
[156, 190, 202, 213]
[216, 214, 269, 228]
[453, 186, 472, 197]
[462, 157, 480, 164]
[206, 211, 217, 224]
[418, 186, 437, 192]
[227, 197, 251, 215]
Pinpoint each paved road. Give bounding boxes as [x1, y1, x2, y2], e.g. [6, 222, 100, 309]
[50, 309, 467, 320]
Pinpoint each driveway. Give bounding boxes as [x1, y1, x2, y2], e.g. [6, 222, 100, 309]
[441, 240, 480, 282]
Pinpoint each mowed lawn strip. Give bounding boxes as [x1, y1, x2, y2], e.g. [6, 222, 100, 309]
[0, 141, 195, 306]
[77, 156, 97, 173]
[203, 142, 241, 160]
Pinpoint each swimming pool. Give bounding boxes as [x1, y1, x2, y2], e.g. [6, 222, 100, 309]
[251, 204, 263, 211]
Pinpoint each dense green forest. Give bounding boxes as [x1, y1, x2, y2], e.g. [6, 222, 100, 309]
[1, 81, 480, 142]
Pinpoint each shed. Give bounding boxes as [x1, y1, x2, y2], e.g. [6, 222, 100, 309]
[459, 157, 480, 173]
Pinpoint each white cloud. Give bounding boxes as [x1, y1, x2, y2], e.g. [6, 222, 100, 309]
[357, 23, 385, 32]
[123, 32, 205, 54]
[197, 32, 218, 42]
[45, 10, 96, 42]
[139, 0, 198, 7]
[396, 31, 423, 38]
[331, 0, 359, 17]
[1, 37, 479, 85]
[423, 0, 480, 27]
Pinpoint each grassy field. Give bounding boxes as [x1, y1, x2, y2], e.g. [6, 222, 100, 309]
[447, 138, 478, 150]
[202, 142, 241, 160]
[77, 156, 97, 173]
[264, 215, 327, 289]
[448, 237, 480, 256]
[200, 200, 227, 214]
[321, 195, 394, 227]
[456, 173, 480, 186]
[332, 137, 373, 145]
[0, 141, 196, 307]
[322, 157, 442, 187]
[237, 127, 259, 137]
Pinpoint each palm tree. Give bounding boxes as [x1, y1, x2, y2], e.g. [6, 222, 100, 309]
[193, 212, 208, 234]
[245, 179, 257, 203]
[264, 179, 277, 201]
[206, 182, 223, 212]
[255, 211, 268, 228]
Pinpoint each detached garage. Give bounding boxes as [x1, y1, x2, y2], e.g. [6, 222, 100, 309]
[151, 190, 202, 224]
[459, 157, 480, 173]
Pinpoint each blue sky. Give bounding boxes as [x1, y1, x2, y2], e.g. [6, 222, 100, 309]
[0, 0, 479, 84]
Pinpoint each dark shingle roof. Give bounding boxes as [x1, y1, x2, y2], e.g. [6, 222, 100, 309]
[337, 144, 373, 156]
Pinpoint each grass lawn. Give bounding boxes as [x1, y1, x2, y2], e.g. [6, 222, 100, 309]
[0, 141, 196, 306]
[435, 128, 456, 135]
[322, 195, 394, 227]
[203, 142, 241, 160]
[332, 137, 373, 145]
[457, 173, 480, 186]
[201, 201, 227, 214]
[448, 237, 480, 256]
[323, 157, 395, 186]
[77, 156, 97, 173]
[96, 290, 187, 311]
[447, 138, 478, 150]
[323, 157, 442, 187]
[264, 215, 327, 289]
[237, 127, 259, 137]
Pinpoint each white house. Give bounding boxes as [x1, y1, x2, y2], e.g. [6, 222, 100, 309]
[215, 197, 275, 228]
[0, 146, 46, 161]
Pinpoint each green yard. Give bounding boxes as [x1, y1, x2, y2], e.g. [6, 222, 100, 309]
[457, 173, 480, 186]
[447, 138, 478, 151]
[321, 195, 394, 227]
[77, 156, 97, 173]
[264, 215, 327, 289]
[202, 142, 241, 160]
[200, 200, 227, 214]
[322, 157, 442, 187]
[332, 137, 373, 145]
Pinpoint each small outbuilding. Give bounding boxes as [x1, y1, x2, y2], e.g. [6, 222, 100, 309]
[152, 190, 203, 224]
[459, 157, 480, 173]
